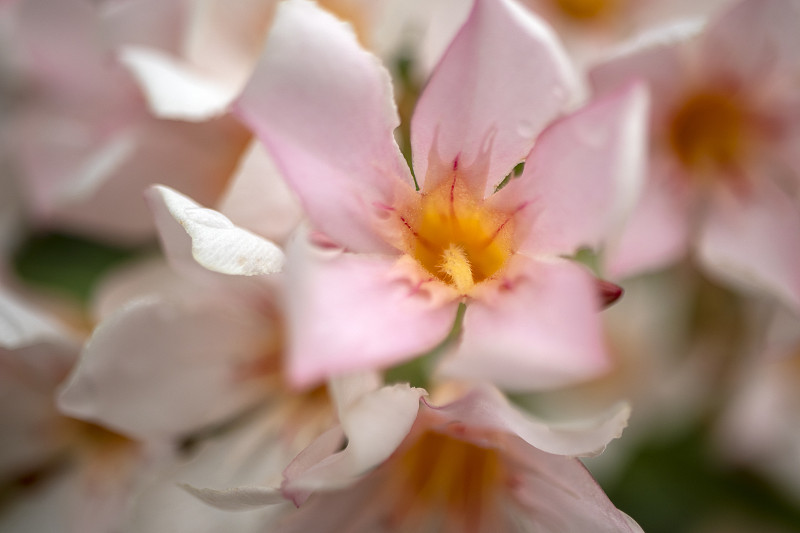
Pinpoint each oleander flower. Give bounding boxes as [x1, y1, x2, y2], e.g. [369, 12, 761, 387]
[520, 0, 732, 68]
[188, 381, 639, 533]
[591, 0, 800, 310]
[234, 0, 648, 389]
[0, 285, 150, 533]
[57, 178, 312, 445]
[54, 180, 326, 531]
[717, 308, 800, 502]
[9, 0, 251, 242]
[119, 0, 446, 122]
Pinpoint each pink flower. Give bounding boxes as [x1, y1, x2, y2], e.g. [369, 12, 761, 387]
[9, 0, 251, 242]
[0, 285, 151, 533]
[189, 380, 638, 532]
[235, 0, 648, 389]
[422, 0, 733, 75]
[717, 308, 800, 501]
[53, 181, 324, 530]
[57, 182, 302, 444]
[591, 0, 800, 310]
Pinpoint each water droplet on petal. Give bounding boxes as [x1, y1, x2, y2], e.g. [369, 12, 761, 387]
[516, 120, 535, 138]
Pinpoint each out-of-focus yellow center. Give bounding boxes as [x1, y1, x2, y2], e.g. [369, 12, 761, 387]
[404, 180, 514, 294]
[668, 90, 748, 173]
[553, 0, 615, 20]
[393, 429, 506, 523]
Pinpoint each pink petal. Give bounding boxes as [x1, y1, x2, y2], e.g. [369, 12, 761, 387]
[100, 0, 185, 53]
[604, 157, 691, 279]
[146, 185, 285, 277]
[698, 179, 800, 311]
[701, 0, 800, 84]
[439, 256, 608, 390]
[510, 444, 644, 533]
[16, 0, 125, 99]
[217, 141, 303, 245]
[285, 234, 458, 388]
[19, 111, 249, 243]
[493, 82, 649, 258]
[57, 295, 275, 442]
[411, 0, 578, 194]
[589, 20, 699, 129]
[427, 385, 630, 457]
[234, 0, 411, 253]
[182, 0, 275, 85]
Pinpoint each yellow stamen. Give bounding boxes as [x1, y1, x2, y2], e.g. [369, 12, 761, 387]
[403, 177, 514, 294]
[440, 244, 475, 294]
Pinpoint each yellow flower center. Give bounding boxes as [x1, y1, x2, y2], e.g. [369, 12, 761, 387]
[668, 90, 749, 174]
[400, 178, 515, 294]
[388, 428, 507, 528]
[553, 0, 615, 21]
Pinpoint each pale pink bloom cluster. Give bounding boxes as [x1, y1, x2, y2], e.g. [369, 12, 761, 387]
[2, 0, 800, 531]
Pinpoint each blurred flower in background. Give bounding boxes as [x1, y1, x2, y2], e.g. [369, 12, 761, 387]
[1, 0, 800, 532]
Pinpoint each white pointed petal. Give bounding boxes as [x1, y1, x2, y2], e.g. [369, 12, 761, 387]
[119, 46, 236, 121]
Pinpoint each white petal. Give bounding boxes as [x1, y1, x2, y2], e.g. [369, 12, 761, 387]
[181, 484, 285, 511]
[147, 185, 285, 276]
[119, 46, 236, 121]
[283, 384, 424, 497]
[429, 385, 630, 457]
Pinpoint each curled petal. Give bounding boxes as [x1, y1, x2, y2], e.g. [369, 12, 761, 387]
[181, 484, 285, 511]
[427, 384, 630, 457]
[146, 185, 285, 277]
[282, 384, 424, 503]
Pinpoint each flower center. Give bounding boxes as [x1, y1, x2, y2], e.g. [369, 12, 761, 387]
[390, 428, 507, 526]
[404, 180, 514, 294]
[553, 0, 615, 20]
[668, 90, 748, 173]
